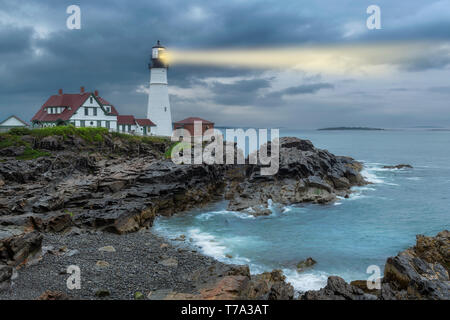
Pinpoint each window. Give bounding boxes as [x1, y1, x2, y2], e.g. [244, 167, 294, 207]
[128, 125, 131, 132]
[164, 107, 167, 112]
[105, 106, 110, 113]
[105, 121, 110, 129]
[80, 120, 85, 127]
[97, 120, 102, 127]
[90, 121, 94, 126]
[90, 97, 93, 104]
[93, 108, 97, 116]
[84, 107, 89, 116]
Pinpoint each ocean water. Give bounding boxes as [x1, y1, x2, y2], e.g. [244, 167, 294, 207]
[153, 129, 450, 292]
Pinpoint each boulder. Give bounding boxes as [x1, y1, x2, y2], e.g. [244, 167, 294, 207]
[297, 257, 317, 272]
[0, 228, 42, 266]
[301, 276, 377, 300]
[226, 137, 367, 214]
[382, 230, 449, 300]
[36, 290, 70, 300]
[0, 264, 13, 291]
[302, 230, 450, 300]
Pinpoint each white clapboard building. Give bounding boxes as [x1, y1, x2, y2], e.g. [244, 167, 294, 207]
[31, 88, 156, 136]
[0, 115, 29, 132]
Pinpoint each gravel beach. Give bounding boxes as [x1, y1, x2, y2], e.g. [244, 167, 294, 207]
[0, 228, 230, 300]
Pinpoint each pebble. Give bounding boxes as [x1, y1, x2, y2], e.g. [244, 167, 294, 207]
[98, 246, 116, 253]
[96, 260, 110, 268]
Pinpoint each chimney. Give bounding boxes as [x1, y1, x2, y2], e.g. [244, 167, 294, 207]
[94, 90, 99, 96]
[58, 89, 63, 95]
[80, 86, 85, 94]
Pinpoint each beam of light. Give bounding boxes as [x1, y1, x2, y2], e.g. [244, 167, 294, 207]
[166, 41, 449, 76]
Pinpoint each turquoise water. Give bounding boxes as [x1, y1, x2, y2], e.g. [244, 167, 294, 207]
[154, 130, 450, 292]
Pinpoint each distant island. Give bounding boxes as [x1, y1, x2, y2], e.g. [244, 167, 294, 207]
[318, 127, 385, 131]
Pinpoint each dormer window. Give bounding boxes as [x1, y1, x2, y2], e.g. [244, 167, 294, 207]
[105, 106, 111, 113]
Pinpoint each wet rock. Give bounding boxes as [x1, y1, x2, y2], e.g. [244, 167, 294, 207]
[382, 230, 449, 300]
[243, 269, 295, 300]
[165, 265, 293, 300]
[302, 230, 450, 300]
[297, 257, 317, 272]
[301, 276, 377, 300]
[226, 137, 367, 214]
[350, 280, 381, 295]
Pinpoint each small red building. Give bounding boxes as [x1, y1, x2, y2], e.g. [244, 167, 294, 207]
[173, 117, 214, 137]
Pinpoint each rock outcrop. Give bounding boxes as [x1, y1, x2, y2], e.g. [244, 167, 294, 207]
[301, 230, 450, 300]
[381, 230, 449, 300]
[0, 227, 42, 267]
[0, 132, 365, 300]
[161, 266, 294, 300]
[0, 136, 365, 231]
[0, 154, 226, 235]
[226, 137, 366, 215]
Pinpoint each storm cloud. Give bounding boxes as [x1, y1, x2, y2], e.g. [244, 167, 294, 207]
[0, 0, 450, 128]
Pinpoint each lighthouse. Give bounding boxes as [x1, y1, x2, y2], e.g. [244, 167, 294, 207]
[146, 40, 172, 136]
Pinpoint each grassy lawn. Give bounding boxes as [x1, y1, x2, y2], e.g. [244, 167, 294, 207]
[0, 125, 172, 160]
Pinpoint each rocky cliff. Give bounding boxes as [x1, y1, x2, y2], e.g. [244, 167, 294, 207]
[0, 130, 368, 299]
[301, 230, 450, 300]
[225, 137, 366, 215]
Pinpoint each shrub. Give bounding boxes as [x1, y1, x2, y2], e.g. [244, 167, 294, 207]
[15, 147, 51, 160]
[9, 127, 32, 136]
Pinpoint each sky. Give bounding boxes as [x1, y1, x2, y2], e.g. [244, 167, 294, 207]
[1, 0, 450, 129]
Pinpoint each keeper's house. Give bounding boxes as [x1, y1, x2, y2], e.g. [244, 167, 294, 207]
[0, 115, 29, 132]
[31, 87, 156, 136]
[173, 117, 214, 137]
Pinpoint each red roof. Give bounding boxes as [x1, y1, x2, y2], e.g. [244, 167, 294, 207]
[117, 115, 136, 125]
[97, 97, 119, 116]
[32, 92, 119, 122]
[136, 118, 156, 127]
[174, 117, 214, 125]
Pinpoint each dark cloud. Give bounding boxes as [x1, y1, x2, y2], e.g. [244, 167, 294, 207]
[209, 78, 271, 105]
[281, 83, 334, 95]
[0, 0, 449, 128]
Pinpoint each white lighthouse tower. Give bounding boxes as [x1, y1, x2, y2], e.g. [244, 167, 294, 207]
[146, 40, 172, 136]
